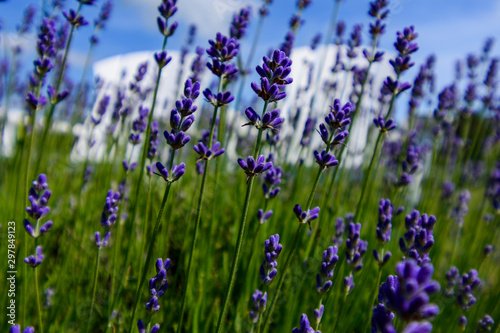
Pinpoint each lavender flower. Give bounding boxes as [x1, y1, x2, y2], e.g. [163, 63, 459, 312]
[476, 315, 494, 332]
[100, 190, 121, 229]
[445, 267, 481, 311]
[300, 118, 316, 147]
[154, 162, 186, 182]
[249, 289, 267, 323]
[316, 246, 339, 294]
[346, 223, 368, 272]
[292, 314, 320, 333]
[399, 210, 436, 264]
[262, 164, 282, 199]
[157, 0, 178, 37]
[203, 89, 235, 107]
[313, 304, 324, 326]
[260, 234, 282, 285]
[373, 116, 396, 133]
[293, 204, 320, 228]
[332, 217, 345, 247]
[193, 142, 225, 161]
[230, 7, 251, 40]
[91, 95, 110, 125]
[376, 199, 393, 243]
[251, 49, 293, 102]
[243, 108, 284, 132]
[314, 149, 339, 169]
[24, 174, 53, 238]
[238, 155, 273, 183]
[257, 209, 273, 224]
[374, 260, 440, 333]
[347, 24, 363, 58]
[95, 231, 111, 247]
[24, 246, 44, 267]
[129, 106, 149, 145]
[63, 9, 88, 27]
[451, 190, 471, 227]
[137, 319, 160, 333]
[9, 326, 35, 333]
[459, 315, 467, 331]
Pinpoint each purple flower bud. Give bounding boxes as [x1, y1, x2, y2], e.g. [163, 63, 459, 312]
[24, 246, 44, 267]
[154, 50, 172, 68]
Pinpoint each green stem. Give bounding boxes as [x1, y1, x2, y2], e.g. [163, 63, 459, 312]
[128, 182, 172, 333]
[176, 75, 225, 332]
[122, 33, 169, 272]
[364, 265, 382, 332]
[214, 100, 269, 333]
[261, 167, 323, 332]
[176, 153, 211, 332]
[86, 247, 101, 333]
[215, 175, 256, 333]
[331, 293, 347, 333]
[354, 132, 382, 222]
[34, 266, 44, 333]
[35, 3, 82, 173]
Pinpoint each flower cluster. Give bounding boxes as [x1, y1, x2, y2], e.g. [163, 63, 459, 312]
[230, 7, 251, 40]
[243, 107, 284, 132]
[292, 314, 320, 333]
[91, 95, 110, 125]
[313, 149, 339, 169]
[24, 174, 53, 238]
[249, 289, 267, 324]
[146, 258, 171, 313]
[346, 222, 368, 272]
[157, 0, 178, 37]
[300, 117, 316, 147]
[205, 32, 239, 79]
[451, 190, 471, 227]
[373, 260, 440, 333]
[100, 190, 121, 230]
[445, 267, 481, 311]
[251, 49, 293, 102]
[262, 162, 282, 200]
[399, 210, 436, 264]
[9, 325, 34, 333]
[260, 234, 283, 285]
[137, 320, 159, 333]
[238, 155, 273, 183]
[129, 106, 149, 145]
[486, 162, 500, 211]
[25, 246, 44, 268]
[293, 204, 320, 229]
[396, 144, 423, 186]
[154, 162, 186, 183]
[316, 246, 339, 294]
[164, 79, 201, 151]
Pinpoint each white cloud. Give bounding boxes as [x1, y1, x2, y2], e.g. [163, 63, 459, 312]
[124, 0, 257, 37]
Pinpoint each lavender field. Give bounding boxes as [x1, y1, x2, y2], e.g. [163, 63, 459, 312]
[0, 0, 499, 332]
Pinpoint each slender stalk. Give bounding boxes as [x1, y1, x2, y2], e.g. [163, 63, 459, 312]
[261, 167, 323, 332]
[354, 132, 382, 222]
[122, 34, 169, 270]
[34, 265, 44, 333]
[331, 293, 347, 333]
[86, 247, 101, 333]
[176, 152, 211, 332]
[214, 100, 270, 333]
[127, 182, 172, 333]
[364, 265, 382, 332]
[215, 175, 256, 333]
[35, 3, 82, 173]
[176, 76, 225, 333]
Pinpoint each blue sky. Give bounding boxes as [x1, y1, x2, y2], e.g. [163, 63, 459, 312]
[1, 0, 500, 100]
